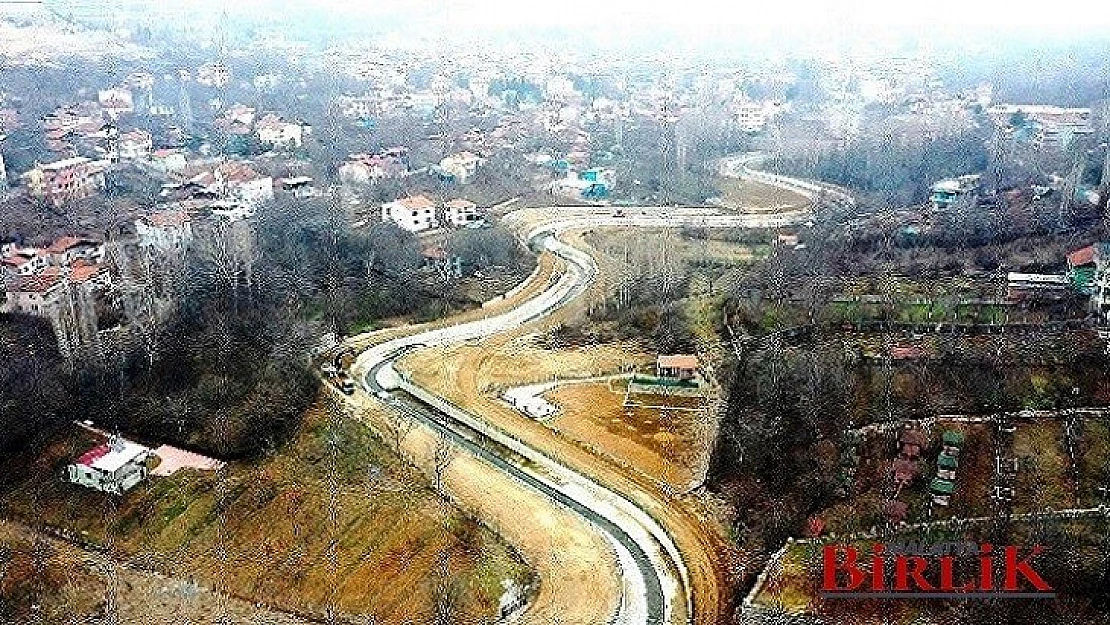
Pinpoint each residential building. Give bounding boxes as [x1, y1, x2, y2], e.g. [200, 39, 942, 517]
[209, 200, 254, 222]
[435, 151, 484, 184]
[221, 103, 256, 127]
[66, 436, 151, 495]
[98, 88, 135, 118]
[117, 129, 153, 160]
[3, 269, 64, 316]
[339, 149, 409, 184]
[1067, 244, 1099, 295]
[552, 169, 611, 200]
[43, 236, 104, 266]
[1006, 272, 1070, 300]
[136, 210, 193, 252]
[336, 95, 378, 120]
[735, 100, 767, 133]
[149, 149, 188, 172]
[256, 113, 304, 148]
[445, 198, 481, 227]
[214, 162, 274, 206]
[929, 174, 981, 210]
[382, 195, 437, 232]
[1085, 243, 1110, 321]
[197, 63, 231, 88]
[1, 248, 44, 278]
[279, 176, 318, 198]
[656, 354, 699, 380]
[21, 157, 107, 208]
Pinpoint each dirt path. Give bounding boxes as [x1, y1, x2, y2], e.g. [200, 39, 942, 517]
[340, 391, 623, 625]
[397, 243, 739, 624]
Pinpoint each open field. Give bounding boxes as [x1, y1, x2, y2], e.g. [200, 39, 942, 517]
[0, 519, 313, 624]
[0, 399, 527, 624]
[340, 384, 623, 625]
[545, 381, 708, 490]
[713, 177, 811, 213]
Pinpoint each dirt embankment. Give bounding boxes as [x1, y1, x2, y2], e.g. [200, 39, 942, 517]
[398, 244, 742, 624]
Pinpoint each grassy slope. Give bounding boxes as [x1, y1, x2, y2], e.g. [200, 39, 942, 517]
[0, 397, 528, 623]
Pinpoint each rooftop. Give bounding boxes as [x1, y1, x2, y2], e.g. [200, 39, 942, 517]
[142, 210, 190, 227]
[657, 354, 699, 370]
[41, 156, 92, 171]
[79, 438, 149, 473]
[390, 195, 435, 210]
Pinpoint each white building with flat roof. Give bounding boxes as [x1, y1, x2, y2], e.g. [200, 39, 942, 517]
[382, 195, 437, 232]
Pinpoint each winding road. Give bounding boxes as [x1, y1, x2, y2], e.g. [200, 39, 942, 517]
[349, 190, 812, 625]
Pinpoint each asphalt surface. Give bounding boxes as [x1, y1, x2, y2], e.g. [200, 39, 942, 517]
[356, 206, 813, 625]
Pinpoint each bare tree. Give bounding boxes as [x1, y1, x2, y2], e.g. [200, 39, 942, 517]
[431, 430, 457, 493]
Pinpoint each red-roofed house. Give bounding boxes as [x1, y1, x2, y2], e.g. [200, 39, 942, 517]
[118, 129, 153, 160]
[136, 210, 193, 251]
[256, 113, 303, 148]
[22, 157, 107, 208]
[68, 259, 111, 289]
[44, 236, 103, 266]
[1, 249, 44, 277]
[656, 354, 699, 380]
[214, 161, 274, 206]
[150, 149, 188, 172]
[3, 269, 64, 316]
[66, 436, 151, 494]
[382, 195, 438, 232]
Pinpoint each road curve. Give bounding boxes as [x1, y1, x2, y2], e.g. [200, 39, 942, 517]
[353, 205, 811, 625]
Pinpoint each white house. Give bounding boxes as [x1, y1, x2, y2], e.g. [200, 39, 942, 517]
[256, 114, 304, 148]
[98, 88, 135, 118]
[209, 200, 255, 222]
[445, 198, 481, 227]
[150, 149, 188, 172]
[136, 210, 193, 252]
[382, 195, 437, 233]
[2, 270, 64, 316]
[436, 151, 484, 184]
[67, 437, 151, 495]
[215, 162, 274, 206]
[43, 237, 104, 267]
[1, 248, 45, 277]
[118, 129, 153, 160]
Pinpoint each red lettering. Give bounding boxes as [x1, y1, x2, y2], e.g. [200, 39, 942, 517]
[823, 546, 866, 591]
[894, 556, 934, 591]
[980, 544, 994, 591]
[1004, 546, 1052, 592]
[939, 556, 976, 592]
[871, 544, 885, 591]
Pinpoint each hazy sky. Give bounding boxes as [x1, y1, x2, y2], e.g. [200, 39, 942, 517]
[439, 0, 1108, 28]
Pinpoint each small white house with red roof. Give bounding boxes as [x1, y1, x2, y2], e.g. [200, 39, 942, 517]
[382, 194, 438, 232]
[136, 209, 193, 251]
[67, 436, 151, 494]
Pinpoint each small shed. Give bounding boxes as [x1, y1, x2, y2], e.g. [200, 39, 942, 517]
[656, 354, 699, 380]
